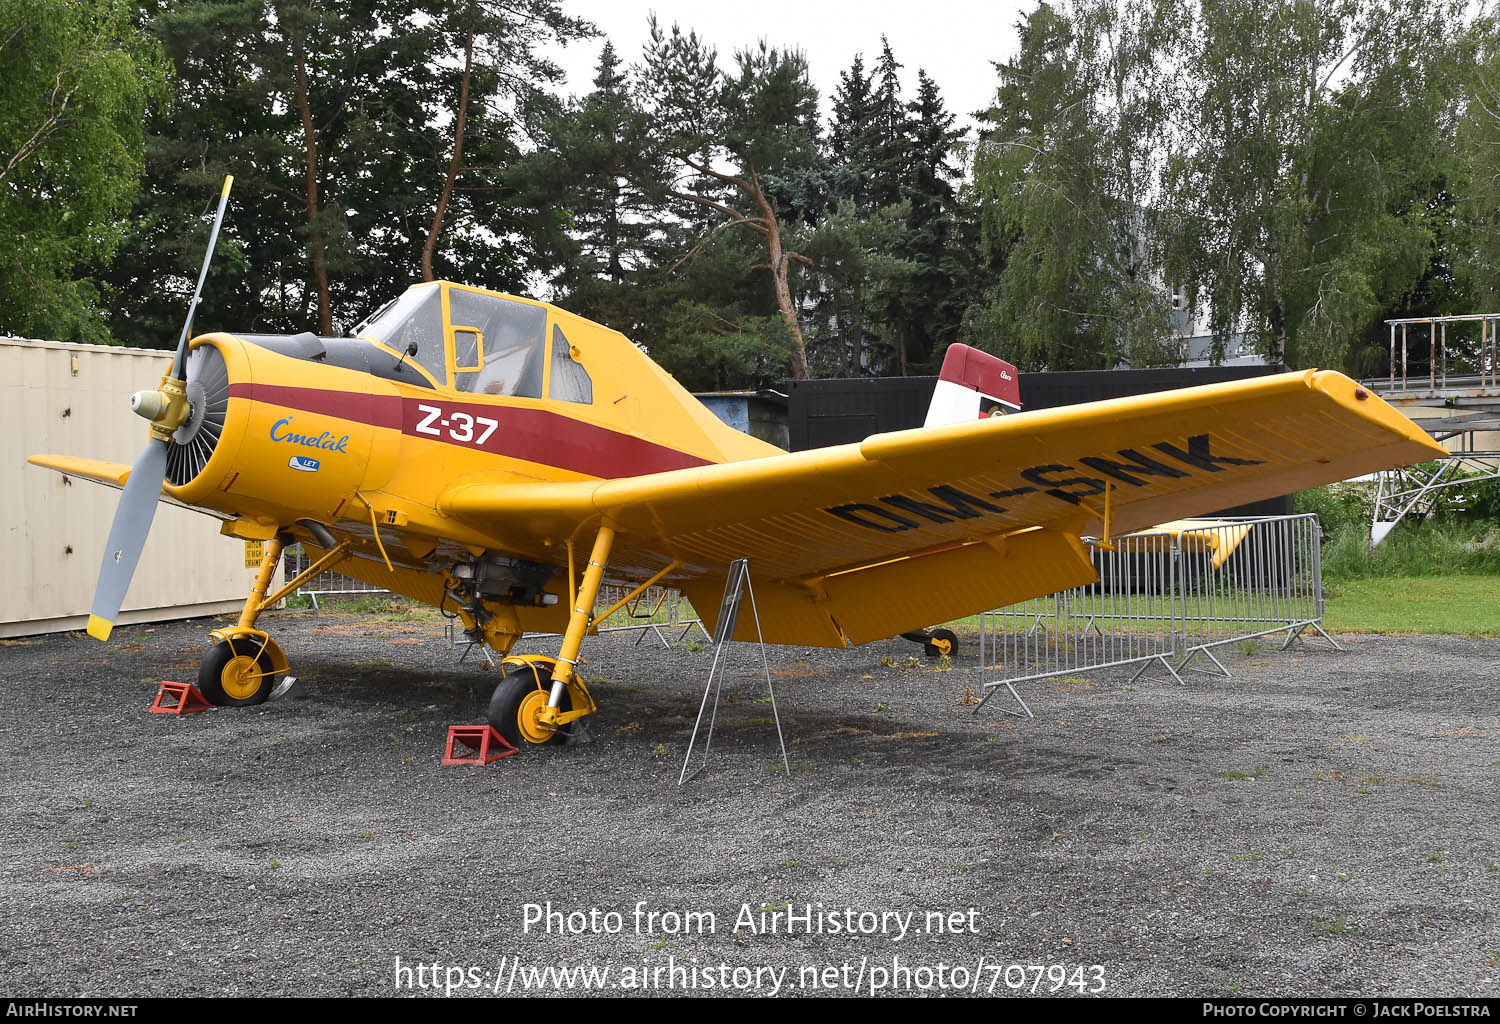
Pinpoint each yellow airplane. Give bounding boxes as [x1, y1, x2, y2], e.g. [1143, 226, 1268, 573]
[27, 180, 1446, 749]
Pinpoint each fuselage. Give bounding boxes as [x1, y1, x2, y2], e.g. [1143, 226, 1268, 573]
[162, 281, 780, 628]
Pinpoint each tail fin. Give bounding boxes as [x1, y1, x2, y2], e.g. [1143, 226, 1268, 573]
[924, 344, 1021, 428]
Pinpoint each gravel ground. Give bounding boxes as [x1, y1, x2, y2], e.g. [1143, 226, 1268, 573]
[0, 605, 1496, 998]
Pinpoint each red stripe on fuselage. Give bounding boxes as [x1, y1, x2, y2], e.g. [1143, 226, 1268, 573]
[229, 382, 714, 478]
[235, 383, 403, 429]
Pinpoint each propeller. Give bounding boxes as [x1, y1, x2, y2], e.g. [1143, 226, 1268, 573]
[87, 174, 233, 642]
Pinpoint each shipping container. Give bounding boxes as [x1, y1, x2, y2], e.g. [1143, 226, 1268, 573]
[1, 338, 269, 637]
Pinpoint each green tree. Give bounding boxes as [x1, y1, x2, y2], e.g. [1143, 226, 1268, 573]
[814, 45, 973, 376]
[98, 0, 588, 346]
[639, 18, 822, 379]
[525, 41, 665, 337]
[966, 0, 1177, 371]
[417, 0, 594, 283]
[827, 53, 879, 213]
[1163, 0, 1468, 369]
[887, 67, 973, 374]
[644, 229, 794, 391]
[1455, 19, 1500, 314]
[802, 199, 918, 376]
[0, 0, 166, 343]
[817, 52, 885, 372]
[867, 38, 910, 212]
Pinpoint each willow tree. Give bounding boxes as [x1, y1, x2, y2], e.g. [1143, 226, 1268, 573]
[966, 0, 1179, 371]
[1162, 0, 1468, 368]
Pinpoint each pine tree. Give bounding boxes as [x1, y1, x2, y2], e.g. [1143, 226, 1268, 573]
[527, 41, 665, 337]
[95, 0, 589, 345]
[894, 68, 974, 373]
[827, 54, 879, 213]
[638, 18, 821, 379]
[868, 38, 909, 212]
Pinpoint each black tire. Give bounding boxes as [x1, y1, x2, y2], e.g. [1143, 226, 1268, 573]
[923, 627, 958, 659]
[197, 640, 278, 706]
[487, 664, 571, 747]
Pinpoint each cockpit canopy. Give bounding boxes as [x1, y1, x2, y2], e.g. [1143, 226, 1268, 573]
[358, 282, 592, 404]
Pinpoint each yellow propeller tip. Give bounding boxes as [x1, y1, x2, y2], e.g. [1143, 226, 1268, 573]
[222, 174, 233, 196]
[86, 615, 113, 642]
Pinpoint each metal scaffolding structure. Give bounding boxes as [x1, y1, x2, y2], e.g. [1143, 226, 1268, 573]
[1364, 314, 1500, 547]
[1371, 450, 1500, 547]
[1382, 313, 1500, 393]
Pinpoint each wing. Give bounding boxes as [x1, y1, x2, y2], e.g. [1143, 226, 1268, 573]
[1123, 519, 1254, 569]
[27, 453, 229, 520]
[27, 454, 134, 490]
[447, 370, 1443, 646]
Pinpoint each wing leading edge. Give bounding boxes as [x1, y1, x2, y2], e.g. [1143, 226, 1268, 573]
[440, 370, 1445, 645]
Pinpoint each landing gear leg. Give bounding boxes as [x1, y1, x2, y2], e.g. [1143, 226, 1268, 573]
[199, 534, 292, 706]
[490, 525, 614, 746]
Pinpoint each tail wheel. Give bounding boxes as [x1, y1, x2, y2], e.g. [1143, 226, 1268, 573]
[198, 639, 278, 706]
[924, 627, 958, 659]
[487, 664, 572, 747]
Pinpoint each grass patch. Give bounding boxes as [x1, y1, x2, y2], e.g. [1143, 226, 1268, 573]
[1324, 519, 1500, 580]
[1323, 576, 1500, 636]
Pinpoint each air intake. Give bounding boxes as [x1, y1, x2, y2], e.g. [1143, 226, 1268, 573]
[165, 344, 230, 486]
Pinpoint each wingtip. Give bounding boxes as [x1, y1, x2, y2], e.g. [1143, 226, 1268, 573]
[86, 615, 113, 642]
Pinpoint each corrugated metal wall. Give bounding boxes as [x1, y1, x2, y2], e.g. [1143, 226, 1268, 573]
[2, 338, 262, 637]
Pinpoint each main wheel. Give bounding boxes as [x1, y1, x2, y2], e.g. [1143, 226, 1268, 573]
[487, 664, 572, 747]
[924, 627, 958, 659]
[198, 639, 278, 706]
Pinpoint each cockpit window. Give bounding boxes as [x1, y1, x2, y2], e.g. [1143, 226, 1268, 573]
[549, 324, 592, 405]
[449, 287, 547, 397]
[358, 284, 445, 383]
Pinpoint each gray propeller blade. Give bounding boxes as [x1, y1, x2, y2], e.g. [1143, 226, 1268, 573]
[170, 174, 234, 381]
[86, 439, 169, 641]
[88, 175, 233, 642]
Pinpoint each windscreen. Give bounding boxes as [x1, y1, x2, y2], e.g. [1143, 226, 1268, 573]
[358, 284, 446, 383]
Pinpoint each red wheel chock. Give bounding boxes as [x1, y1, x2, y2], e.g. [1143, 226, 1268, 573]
[150, 681, 214, 715]
[442, 725, 519, 765]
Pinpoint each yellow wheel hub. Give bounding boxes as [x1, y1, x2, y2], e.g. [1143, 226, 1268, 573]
[932, 638, 952, 655]
[516, 688, 557, 745]
[220, 653, 264, 700]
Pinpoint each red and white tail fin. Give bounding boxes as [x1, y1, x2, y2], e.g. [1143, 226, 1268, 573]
[924, 344, 1021, 428]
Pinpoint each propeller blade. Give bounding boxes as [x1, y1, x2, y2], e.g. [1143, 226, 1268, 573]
[86, 439, 169, 641]
[170, 174, 234, 381]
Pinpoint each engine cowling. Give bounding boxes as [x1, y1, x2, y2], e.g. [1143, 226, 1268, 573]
[165, 334, 400, 528]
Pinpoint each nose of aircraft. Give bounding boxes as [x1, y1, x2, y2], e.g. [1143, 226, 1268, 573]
[87, 175, 234, 642]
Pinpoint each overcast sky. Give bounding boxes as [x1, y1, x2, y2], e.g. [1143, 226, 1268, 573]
[545, 1, 1033, 134]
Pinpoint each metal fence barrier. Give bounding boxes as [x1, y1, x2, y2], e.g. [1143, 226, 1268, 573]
[282, 544, 389, 609]
[977, 514, 1339, 717]
[590, 583, 710, 647]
